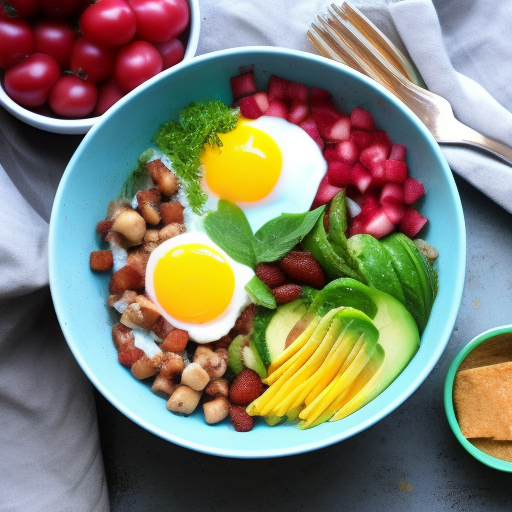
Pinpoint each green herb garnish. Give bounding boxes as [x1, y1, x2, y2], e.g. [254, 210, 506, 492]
[153, 100, 239, 213]
[120, 149, 154, 199]
[245, 276, 277, 309]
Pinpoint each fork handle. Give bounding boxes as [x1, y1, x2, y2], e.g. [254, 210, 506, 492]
[438, 118, 512, 167]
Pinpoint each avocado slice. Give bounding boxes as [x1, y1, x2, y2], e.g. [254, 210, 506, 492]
[347, 233, 406, 304]
[381, 232, 438, 333]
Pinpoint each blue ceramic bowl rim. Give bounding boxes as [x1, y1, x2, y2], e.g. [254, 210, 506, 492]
[0, 0, 201, 135]
[49, 46, 466, 458]
[444, 325, 512, 472]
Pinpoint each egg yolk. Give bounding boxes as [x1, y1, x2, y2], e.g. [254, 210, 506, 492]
[152, 243, 235, 324]
[201, 120, 283, 202]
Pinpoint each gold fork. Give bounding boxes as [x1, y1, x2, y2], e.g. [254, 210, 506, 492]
[308, 2, 512, 166]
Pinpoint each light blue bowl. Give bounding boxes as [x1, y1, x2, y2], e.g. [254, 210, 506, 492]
[49, 47, 466, 458]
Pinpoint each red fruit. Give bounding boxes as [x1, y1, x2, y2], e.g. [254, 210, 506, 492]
[359, 143, 390, 170]
[285, 80, 308, 102]
[351, 163, 372, 193]
[363, 209, 396, 239]
[324, 139, 360, 165]
[312, 104, 350, 142]
[32, 18, 76, 69]
[229, 369, 264, 405]
[380, 182, 404, 203]
[230, 69, 257, 101]
[255, 262, 286, 289]
[312, 174, 342, 208]
[271, 283, 303, 304]
[265, 99, 288, 119]
[399, 207, 427, 237]
[384, 159, 408, 183]
[154, 38, 184, 70]
[48, 74, 98, 118]
[371, 130, 392, 153]
[327, 161, 352, 187]
[0, 16, 34, 69]
[382, 199, 406, 224]
[369, 161, 386, 187]
[403, 177, 425, 204]
[350, 106, 375, 131]
[279, 251, 326, 289]
[299, 117, 324, 150]
[389, 143, 407, 161]
[5, 0, 41, 17]
[287, 101, 309, 125]
[229, 405, 254, 432]
[70, 37, 115, 83]
[309, 86, 332, 105]
[350, 129, 373, 149]
[94, 81, 124, 116]
[238, 92, 268, 119]
[267, 74, 289, 101]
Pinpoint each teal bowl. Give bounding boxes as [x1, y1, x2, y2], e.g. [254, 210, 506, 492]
[49, 47, 466, 458]
[444, 326, 512, 472]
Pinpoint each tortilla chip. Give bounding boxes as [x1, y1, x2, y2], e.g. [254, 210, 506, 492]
[453, 361, 512, 441]
[470, 438, 512, 463]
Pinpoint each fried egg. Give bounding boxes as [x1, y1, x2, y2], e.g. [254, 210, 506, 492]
[200, 115, 327, 231]
[145, 232, 254, 343]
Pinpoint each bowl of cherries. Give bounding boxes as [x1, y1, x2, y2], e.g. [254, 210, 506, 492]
[0, 0, 200, 134]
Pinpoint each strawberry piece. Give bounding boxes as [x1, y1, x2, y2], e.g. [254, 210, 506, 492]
[267, 74, 289, 101]
[359, 143, 390, 170]
[287, 101, 310, 125]
[350, 106, 375, 131]
[229, 405, 254, 432]
[309, 86, 332, 105]
[271, 283, 303, 304]
[380, 182, 404, 203]
[286, 80, 309, 102]
[389, 143, 407, 161]
[351, 162, 373, 193]
[369, 161, 386, 188]
[255, 262, 286, 288]
[312, 174, 342, 208]
[324, 140, 360, 165]
[399, 207, 427, 237]
[311, 104, 351, 142]
[359, 192, 380, 215]
[403, 176, 425, 204]
[266, 99, 288, 119]
[371, 130, 392, 154]
[350, 129, 373, 149]
[229, 368, 264, 405]
[348, 215, 366, 237]
[299, 117, 324, 150]
[280, 251, 326, 289]
[327, 161, 352, 187]
[230, 70, 257, 101]
[382, 199, 406, 224]
[364, 208, 396, 239]
[384, 159, 408, 183]
[238, 92, 269, 119]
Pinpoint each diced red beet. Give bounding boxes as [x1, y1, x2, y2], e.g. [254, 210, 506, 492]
[350, 129, 373, 149]
[323, 140, 360, 165]
[380, 182, 404, 203]
[382, 199, 406, 224]
[403, 177, 425, 204]
[230, 70, 257, 101]
[384, 159, 408, 183]
[350, 106, 375, 131]
[311, 104, 350, 142]
[359, 143, 390, 170]
[389, 143, 407, 161]
[327, 161, 352, 187]
[299, 117, 324, 150]
[364, 208, 396, 239]
[287, 101, 310, 125]
[266, 99, 288, 119]
[267, 74, 289, 101]
[286, 81, 309, 102]
[309, 87, 332, 105]
[351, 163, 373, 193]
[399, 207, 427, 237]
[312, 174, 342, 208]
[239, 92, 269, 119]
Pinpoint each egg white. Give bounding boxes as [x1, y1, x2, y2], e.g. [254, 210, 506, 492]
[145, 232, 254, 343]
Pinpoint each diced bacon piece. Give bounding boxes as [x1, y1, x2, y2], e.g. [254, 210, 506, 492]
[327, 161, 352, 187]
[351, 163, 373, 193]
[350, 129, 373, 149]
[399, 207, 427, 237]
[309, 87, 332, 105]
[403, 177, 425, 204]
[389, 143, 407, 161]
[364, 208, 396, 239]
[312, 174, 342, 208]
[359, 143, 390, 170]
[311, 104, 350, 142]
[230, 70, 257, 101]
[323, 140, 360, 165]
[299, 117, 324, 150]
[384, 159, 408, 183]
[350, 106, 375, 131]
[267, 74, 289, 101]
[286, 81, 309, 102]
[265, 99, 288, 118]
[382, 199, 406, 224]
[380, 182, 404, 203]
[239, 92, 269, 119]
[287, 101, 310, 125]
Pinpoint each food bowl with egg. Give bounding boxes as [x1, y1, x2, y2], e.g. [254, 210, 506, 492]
[0, 0, 200, 135]
[49, 46, 465, 458]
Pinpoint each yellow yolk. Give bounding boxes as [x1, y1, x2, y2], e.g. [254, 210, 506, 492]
[152, 243, 235, 323]
[201, 120, 283, 202]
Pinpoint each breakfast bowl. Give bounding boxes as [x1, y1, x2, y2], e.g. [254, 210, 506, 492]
[49, 46, 466, 458]
[0, 0, 200, 135]
[444, 325, 512, 472]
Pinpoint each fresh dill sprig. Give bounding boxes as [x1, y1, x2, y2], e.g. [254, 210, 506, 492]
[153, 100, 239, 213]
